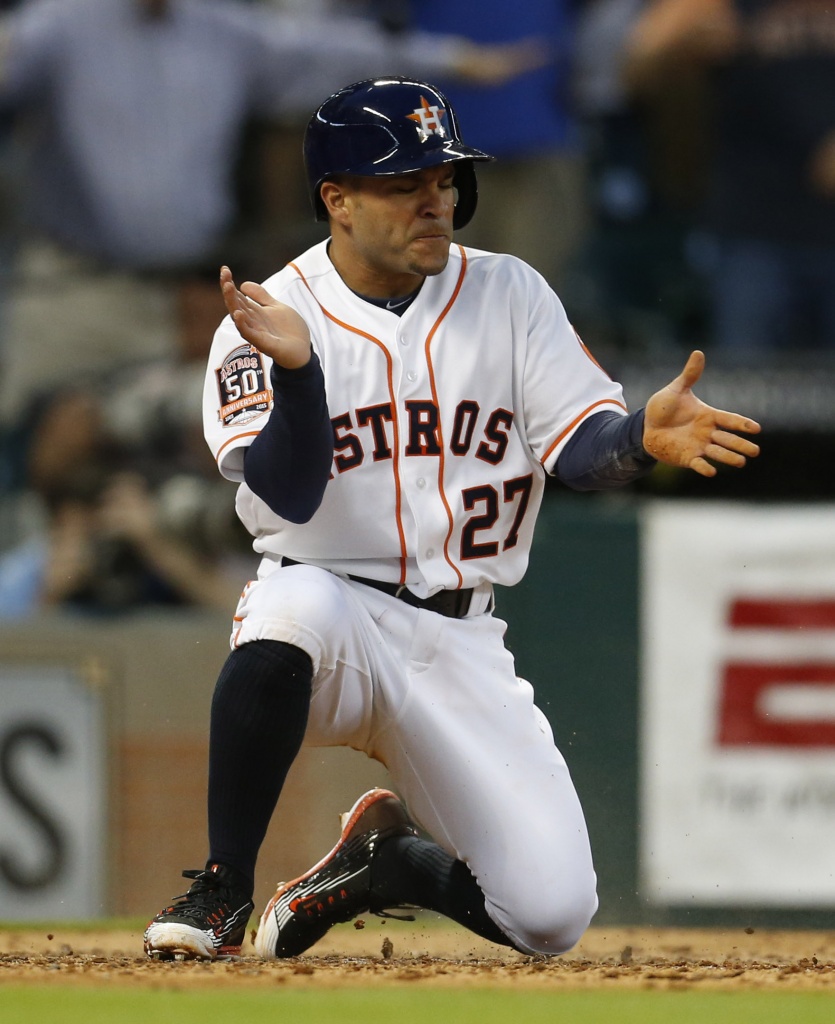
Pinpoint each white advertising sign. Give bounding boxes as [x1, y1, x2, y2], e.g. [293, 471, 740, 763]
[641, 502, 835, 906]
[0, 665, 106, 919]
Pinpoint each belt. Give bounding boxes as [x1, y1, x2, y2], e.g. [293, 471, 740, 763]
[280, 557, 474, 619]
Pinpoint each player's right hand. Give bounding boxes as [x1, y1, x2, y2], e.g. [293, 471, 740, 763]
[220, 265, 312, 370]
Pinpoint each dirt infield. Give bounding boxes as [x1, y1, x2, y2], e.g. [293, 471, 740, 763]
[2, 919, 834, 991]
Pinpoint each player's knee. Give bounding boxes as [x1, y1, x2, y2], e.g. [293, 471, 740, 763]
[233, 566, 353, 671]
[261, 567, 349, 634]
[500, 884, 598, 957]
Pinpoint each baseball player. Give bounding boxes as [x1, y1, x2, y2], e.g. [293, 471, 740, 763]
[144, 76, 761, 962]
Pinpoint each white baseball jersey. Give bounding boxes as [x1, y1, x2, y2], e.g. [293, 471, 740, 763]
[203, 240, 627, 598]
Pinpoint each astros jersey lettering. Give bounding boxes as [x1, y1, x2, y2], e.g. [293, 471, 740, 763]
[204, 241, 626, 597]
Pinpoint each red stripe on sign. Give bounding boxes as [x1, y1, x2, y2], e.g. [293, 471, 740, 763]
[717, 663, 835, 747]
[729, 599, 835, 629]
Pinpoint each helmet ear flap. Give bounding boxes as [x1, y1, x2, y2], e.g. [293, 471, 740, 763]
[313, 185, 328, 223]
[452, 162, 479, 230]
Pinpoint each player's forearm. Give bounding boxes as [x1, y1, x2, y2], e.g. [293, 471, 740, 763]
[555, 409, 657, 491]
[243, 351, 333, 524]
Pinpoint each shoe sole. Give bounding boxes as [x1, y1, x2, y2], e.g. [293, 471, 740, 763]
[144, 906, 251, 961]
[254, 788, 399, 958]
[144, 922, 220, 961]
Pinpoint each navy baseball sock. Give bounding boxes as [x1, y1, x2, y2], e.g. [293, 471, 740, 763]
[207, 639, 312, 896]
[371, 835, 514, 948]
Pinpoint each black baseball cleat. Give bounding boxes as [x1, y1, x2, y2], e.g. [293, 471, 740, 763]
[254, 788, 418, 958]
[143, 863, 254, 961]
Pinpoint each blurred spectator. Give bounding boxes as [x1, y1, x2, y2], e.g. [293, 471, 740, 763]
[0, 0, 544, 430]
[626, 0, 835, 355]
[568, 0, 710, 356]
[405, 0, 585, 292]
[0, 387, 247, 618]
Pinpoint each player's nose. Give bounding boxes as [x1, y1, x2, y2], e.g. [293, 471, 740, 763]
[417, 184, 453, 219]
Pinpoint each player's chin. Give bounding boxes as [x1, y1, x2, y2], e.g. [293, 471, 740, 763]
[408, 236, 451, 276]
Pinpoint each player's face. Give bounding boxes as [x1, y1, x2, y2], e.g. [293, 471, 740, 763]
[325, 165, 456, 297]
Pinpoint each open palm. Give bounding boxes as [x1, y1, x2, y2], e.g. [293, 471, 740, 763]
[644, 350, 761, 476]
[220, 265, 312, 370]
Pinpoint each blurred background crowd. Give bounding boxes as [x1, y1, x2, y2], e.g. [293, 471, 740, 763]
[1, 0, 834, 620]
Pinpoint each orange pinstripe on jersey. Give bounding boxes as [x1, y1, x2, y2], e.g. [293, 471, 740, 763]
[541, 397, 628, 467]
[573, 327, 611, 376]
[288, 262, 409, 586]
[424, 245, 468, 590]
[232, 580, 254, 648]
[215, 430, 263, 466]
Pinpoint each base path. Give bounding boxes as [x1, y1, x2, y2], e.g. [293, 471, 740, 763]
[1, 920, 834, 990]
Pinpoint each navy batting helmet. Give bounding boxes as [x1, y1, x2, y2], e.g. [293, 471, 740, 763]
[303, 77, 494, 230]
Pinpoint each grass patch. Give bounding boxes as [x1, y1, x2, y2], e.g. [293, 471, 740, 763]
[0, 987, 831, 1024]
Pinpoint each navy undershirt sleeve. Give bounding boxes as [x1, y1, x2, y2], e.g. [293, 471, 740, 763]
[243, 351, 334, 523]
[555, 409, 657, 491]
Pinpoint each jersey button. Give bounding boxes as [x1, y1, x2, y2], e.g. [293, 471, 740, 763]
[407, 370, 417, 382]
[426, 548, 435, 559]
[416, 477, 426, 488]
[399, 334, 409, 346]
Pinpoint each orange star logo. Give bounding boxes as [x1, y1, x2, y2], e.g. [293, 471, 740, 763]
[407, 96, 447, 141]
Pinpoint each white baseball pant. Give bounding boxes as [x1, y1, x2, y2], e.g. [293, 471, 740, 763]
[231, 561, 598, 955]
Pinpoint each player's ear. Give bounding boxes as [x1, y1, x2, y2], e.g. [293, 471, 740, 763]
[319, 178, 351, 224]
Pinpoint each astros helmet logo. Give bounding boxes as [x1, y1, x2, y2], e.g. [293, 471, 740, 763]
[407, 96, 447, 142]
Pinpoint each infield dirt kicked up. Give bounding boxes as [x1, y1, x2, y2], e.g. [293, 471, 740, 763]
[1, 919, 834, 992]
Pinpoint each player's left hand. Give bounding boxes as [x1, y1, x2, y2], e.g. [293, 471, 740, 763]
[643, 350, 761, 476]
